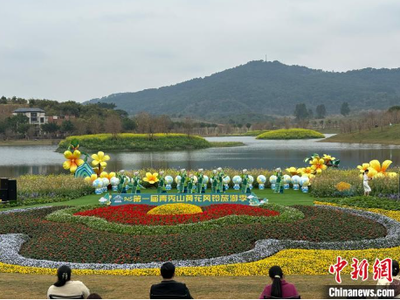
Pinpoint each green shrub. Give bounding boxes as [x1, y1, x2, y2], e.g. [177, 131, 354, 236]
[256, 128, 324, 140]
[58, 133, 211, 151]
[311, 169, 398, 197]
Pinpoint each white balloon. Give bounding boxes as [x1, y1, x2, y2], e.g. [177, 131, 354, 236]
[248, 175, 254, 184]
[165, 175, 174, 184]
[291, 175, 300, 185]
[175, 175, 182, 184]
[223, 176, 231, 184]
[257, 175, 266, 184]
[93, 178, 103, 188]
[283, 175, 292, 184]
[269, 175, 277, 184]
[232, 175, 242, 184]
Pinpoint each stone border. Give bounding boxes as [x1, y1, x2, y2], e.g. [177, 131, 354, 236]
[0, 205, 399, 270]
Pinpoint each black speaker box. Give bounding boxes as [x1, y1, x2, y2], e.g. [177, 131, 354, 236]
[0, 178, 8, 190]
[8, 179, 17, 201]
[0, 189, 8, 202]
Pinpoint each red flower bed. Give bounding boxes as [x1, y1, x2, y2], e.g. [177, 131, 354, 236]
[74, 204, 280, 226]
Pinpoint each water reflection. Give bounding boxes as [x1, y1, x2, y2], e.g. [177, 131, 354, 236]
[1, 136, 400, 177]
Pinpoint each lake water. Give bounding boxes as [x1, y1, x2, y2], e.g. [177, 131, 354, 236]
[1, 135, 400, 177]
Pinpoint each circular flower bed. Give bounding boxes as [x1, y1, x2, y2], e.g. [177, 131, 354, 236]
[147, 203, 203, 215]
[74, 204, 280, 226]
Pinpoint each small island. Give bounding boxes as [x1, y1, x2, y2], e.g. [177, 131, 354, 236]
[256, 128, 325, 140]
[58, 133, 245, 152]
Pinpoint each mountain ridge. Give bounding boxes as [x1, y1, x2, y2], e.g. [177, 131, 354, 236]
[86, 60, 400, 121]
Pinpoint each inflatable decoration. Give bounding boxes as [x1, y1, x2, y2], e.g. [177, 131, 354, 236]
[143, 172, 159, 185]
[84, 174, 98, 184]
[75, 162, 94, 178]
[203, 175, 209, 190]
[269, 175, 277, 190]
[110, 177, 120, 191]
[223, 175, 231, 191]
[257, 175, 266, 190]
[101, 178, 110, 193]
[63, 150, 84, 174]
[291, 175, 300, 191]
[357, 160, 397, 179]
[91, 151, 110, 175]
[232, 175, 242, 191]
[247, 175, 254, 190]
[175, 175, 182, 191]
[93, 178, 103, 195]
[299, 176, 309, 193]
[283, 174, 291, 190]
[165, 175, 174, 191]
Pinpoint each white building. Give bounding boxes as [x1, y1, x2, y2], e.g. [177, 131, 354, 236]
[13, 108, 48, 125]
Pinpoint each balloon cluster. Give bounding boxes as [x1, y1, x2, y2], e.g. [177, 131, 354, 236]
[269, 174, 310, 193]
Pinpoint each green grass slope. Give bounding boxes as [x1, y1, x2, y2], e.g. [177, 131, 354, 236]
[324, 124, 400, 145]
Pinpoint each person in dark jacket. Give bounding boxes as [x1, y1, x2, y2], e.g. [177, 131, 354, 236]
[150, 262, 193, 299]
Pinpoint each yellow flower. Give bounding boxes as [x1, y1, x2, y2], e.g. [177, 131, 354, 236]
[91, 151, 110, 168]
[100, 171, 116, 180]
[323, 154, 335, 163]
[143, 172, 159, 184]
[357, 163, 370, 173]
[310, 158, 327, 174]
[368, 160, 392, 178]
[300, 167, 314, 177]
[84, 174, 98, 184]
[286, 167, 302, 176]
[62, 150, 84, 173]
[335, 182, 351, 192]
[147, 203, 203, 215]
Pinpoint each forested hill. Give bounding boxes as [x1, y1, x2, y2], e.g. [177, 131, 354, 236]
[87, 60, 400, 120]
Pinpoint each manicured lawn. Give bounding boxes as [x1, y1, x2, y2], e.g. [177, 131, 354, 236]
[0, 188, 313, 211]
[0, 273, 375, 299]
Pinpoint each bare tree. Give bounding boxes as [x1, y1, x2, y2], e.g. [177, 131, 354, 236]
[104, 114, 122, 138]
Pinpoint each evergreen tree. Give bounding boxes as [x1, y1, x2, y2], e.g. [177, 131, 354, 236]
[340, 102, 351, 116]
[294, 103, 309, 120]
[316, 104, 326, 119]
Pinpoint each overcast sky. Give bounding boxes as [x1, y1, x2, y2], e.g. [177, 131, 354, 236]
[1, 0, 400, 102]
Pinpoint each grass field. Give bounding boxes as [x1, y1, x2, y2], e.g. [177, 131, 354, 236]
[0, 188, 313, 212]
[0, 273, 375, 299]
[324, 124, 400, 145]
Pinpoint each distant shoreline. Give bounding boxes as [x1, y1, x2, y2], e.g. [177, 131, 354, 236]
[0, 139, 60, 146]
